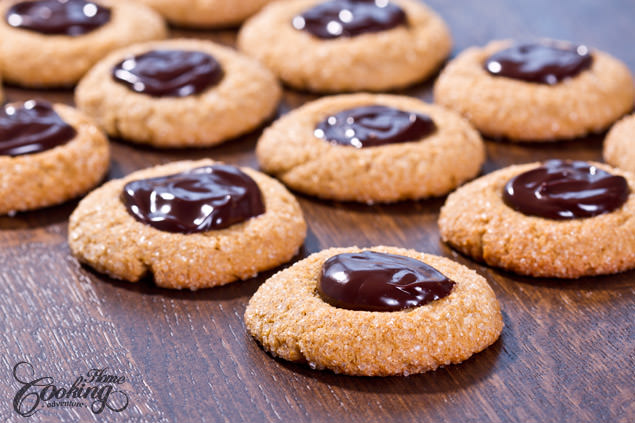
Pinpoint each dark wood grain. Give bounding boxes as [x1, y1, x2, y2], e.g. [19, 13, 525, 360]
[1, 1, 634, 422]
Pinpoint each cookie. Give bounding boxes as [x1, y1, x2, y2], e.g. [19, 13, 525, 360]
[0, 0, 166, 87]
[68, 160, 306, 289]
[434, 40, 634, 141]
[238, 0, 452, 92]
[604, 114, 635, 174]
[75, 38, 282, 148]
[137, 0, 275, 28]
[0, 100, 110, 215]
[256, 93, 485, 203]
[245, 246, 503, 376]
[439, 160, 635, 278]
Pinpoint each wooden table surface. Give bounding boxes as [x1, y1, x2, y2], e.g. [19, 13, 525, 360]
[1, 1, 634, 422]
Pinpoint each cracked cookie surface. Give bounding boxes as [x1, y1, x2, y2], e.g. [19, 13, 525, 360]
[434, 40, 634, 141]
[256, 93, 484, 203]
[68, 159, 306, 289]
[75, 38, 281, 148]
[604, 114, 635, 174]
[0, 104, 110, 215]
[438, 162, 635, 278]
[0, 0, 167, 87]
[245, 246, 503, 376]
[238, 0, 451, 92]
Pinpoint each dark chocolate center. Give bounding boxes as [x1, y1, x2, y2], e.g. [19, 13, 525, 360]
[502, 160, 630, 220]
[292, 0, 406, 39]
[112, 50, 224, 98]
[484, 42, 593, 85]
[0, 100, 77, 157]
[6, 0, 111, 36]
[314, 105, 436, 148]
[319, 251, 455, 312]
[121, 165, 265, 234]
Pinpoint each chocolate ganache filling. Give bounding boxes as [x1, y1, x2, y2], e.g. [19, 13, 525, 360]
[485, 42, 593, 84]
[0, 100, 76, 157]
[112, 50, 224, 97]
[314, 105, 436, 148]
[319, 251, 455, 312]
[292, 0, 406, 39]
[121, 165, 265, 234]
[6, 0, 111, 36]
[503, 160, 629, 220]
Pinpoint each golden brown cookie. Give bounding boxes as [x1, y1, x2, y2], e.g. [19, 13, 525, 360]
[439, 161, 635, 278]
[257, 93, 485, 203]
[0, 0, 167, 87]
[0, 101, 110, 215]
[75, 38, 282, 148]
[137, 0, 276, 28]
[238, 0, 451, 92]
[68, 160, 307, 290]
[434, 40, 634, 142]
[604, 114, 635, 174]
[245, 246, 503, 376]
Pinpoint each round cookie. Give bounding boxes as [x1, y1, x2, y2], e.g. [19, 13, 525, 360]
[68, 160, 306, 289]
[0, 101, 110, 215]
[245, 246, 503, 376]
[75, 38, 282, 148]
[0, 0, 167, 87]
[434, 40, 634, 142]
[137, 0, 275, 28]
[257, 93, 485, 203]
[604, 114, 635, 174]
[238, 0, 452, 92]
[439, 161, 635, 278]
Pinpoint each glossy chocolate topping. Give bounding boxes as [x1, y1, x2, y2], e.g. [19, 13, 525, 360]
[0, 100, 76, 157]
[503, 160, 630, 220]
[485, 42, 593, 84]
[314, 105, 436, 148]
[318, 251, 455, 312]
[112, 50, 224, 97]
[6, 0, 111, 36]
[292, 0, 406, 39]
[121, 165, 265, 234]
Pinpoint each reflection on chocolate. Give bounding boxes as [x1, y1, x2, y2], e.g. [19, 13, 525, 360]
[503, 160, 630, 220]
[121, 165, 265, 234]
[314, 105, 436, 148]
[292, 0, 406, 39]
[485, 42, 593, 84]
[112, 50, 224, 97]
[6, 0, 111, 36]
[0, 100, 76, 157]
[319, 251, 455, 312]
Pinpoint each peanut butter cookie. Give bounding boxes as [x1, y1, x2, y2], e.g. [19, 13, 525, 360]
[245, 246, 503, 376]
[0, 0, 166, 87]
[0, 100, 110, 214]
[439, 160, 635, 278]
[69, 160, 306, 289]
[434, 40, 634, 141]
[238, 0, 451, 92]
[76, 39, 282, 148]
[257, 93, 484, 203]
